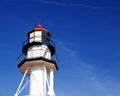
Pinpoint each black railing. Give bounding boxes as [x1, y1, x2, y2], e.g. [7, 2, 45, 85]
[18, 51, 59, 67]
[18, 53, 25, 64]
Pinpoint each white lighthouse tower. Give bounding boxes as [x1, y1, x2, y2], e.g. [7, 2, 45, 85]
[15, 24, 58, 96]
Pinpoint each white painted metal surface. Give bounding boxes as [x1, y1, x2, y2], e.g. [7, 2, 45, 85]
[27, 45, 51, 60]
[29, 66, 55, 96]
[48, 68, 55, 96]
[29, 65, 45, 96]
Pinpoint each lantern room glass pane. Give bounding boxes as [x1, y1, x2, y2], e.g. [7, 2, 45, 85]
[35, 31, 42, 35]
[29, 38, 34, 43]
[29, 31, 43, 43]
[30, 32, 34, 38]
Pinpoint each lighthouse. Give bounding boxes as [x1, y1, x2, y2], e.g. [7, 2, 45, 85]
[15, 24, 58, 96]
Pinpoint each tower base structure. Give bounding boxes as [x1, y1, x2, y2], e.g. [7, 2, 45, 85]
[15, 58, 58, 96]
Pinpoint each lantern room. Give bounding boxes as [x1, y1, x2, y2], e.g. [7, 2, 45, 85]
[28, 24, 51, 43]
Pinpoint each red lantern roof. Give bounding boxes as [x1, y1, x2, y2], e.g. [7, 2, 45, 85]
[34, 24, 48, 32]
[37, 24, 42, 28]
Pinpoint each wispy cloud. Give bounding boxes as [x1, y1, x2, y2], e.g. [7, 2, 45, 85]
[32, 0, 101, 9]
[56, 40, 120, 96]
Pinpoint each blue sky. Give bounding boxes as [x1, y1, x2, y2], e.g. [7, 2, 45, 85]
[0, 0, 120, 96]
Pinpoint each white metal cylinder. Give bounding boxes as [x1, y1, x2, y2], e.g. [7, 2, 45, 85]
[29, 65, 46, 96]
